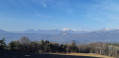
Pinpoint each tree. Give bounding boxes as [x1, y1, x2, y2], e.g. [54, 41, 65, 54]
[29, 41, 40, 52]
[66, 44, 72, 53]
[0, 38, 6, 49]
[41, 40, 45, 45]
[8, 41, 20, 51]
[19, 36, 31, 44]
[59, 44, 66, 52]
[71, 40, 78, 52]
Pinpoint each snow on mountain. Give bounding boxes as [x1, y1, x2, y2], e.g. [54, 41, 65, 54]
[59, 28, 79, 31]
[101, 27, 110, 31]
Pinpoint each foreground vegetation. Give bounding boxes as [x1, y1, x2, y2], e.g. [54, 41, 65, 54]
[0, 36, 118, 58]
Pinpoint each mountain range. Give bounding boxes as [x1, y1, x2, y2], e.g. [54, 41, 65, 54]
[0, 28, 119, 44]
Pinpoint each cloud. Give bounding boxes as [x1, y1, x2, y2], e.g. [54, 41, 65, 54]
[31, 0, 48, 8]
[41, 1, 47, 8]
[32, 0, 74, 14]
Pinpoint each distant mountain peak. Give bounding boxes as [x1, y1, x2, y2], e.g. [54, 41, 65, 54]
[0, 29, 7, 33]
[59, 28, 79, 31]
[101, 27, 110, 31]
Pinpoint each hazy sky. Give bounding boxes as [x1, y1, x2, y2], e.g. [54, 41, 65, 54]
[1, 0, 119, 31]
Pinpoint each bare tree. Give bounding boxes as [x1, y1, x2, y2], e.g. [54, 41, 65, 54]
[19, 36, 31, 44]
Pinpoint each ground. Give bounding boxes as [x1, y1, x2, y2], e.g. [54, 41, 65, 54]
[0, 50, 114, 58]
[50, 53, 114, 58]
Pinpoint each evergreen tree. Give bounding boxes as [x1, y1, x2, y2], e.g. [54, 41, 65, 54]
[0, 38, 6, 49]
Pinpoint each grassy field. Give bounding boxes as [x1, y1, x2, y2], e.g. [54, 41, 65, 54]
[1, 53, 114, 58]
[49, 53, 114, 58]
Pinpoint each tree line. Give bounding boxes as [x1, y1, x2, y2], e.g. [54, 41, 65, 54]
[0, 36, 119, 58]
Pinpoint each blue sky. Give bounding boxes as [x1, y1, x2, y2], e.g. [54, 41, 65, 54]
[1, 0, 119, 31]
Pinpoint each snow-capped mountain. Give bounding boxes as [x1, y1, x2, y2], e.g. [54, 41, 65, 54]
[23, 28, 87, 34]
[59, 28, 79, 31]
[1, 28, 119, 44]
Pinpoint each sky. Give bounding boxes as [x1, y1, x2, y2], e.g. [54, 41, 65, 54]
[1, 0, 119, 31]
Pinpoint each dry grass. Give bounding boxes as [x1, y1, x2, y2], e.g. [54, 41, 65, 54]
[50, 53, 114, 58]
